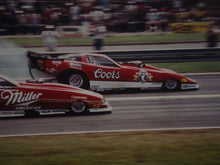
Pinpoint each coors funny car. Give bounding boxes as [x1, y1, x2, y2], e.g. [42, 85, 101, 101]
[27, 51, 199, 91]
[0, 74, 111, 117]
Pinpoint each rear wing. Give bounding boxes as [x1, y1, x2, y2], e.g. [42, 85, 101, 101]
[27, 51, 83, 60]
[27, 51, 83, 79]
[27, 51, 64, 60]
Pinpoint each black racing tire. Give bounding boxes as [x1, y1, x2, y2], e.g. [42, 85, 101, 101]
[24, 110, 40, 118]
[70, 101, 88, 114]
[163, 78, 180, 91]
[58, 70, 90, 89]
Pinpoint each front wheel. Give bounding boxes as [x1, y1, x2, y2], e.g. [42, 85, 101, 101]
[70, 101, 88, 113]
[163, 78, 180, 91]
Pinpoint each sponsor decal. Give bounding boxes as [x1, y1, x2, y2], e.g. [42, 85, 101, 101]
[52, 61, 62, 66]
[133, 72, 139, 81]
[181, 79, 188, 83]
[71, 96, 87, 100]
[139, 72, 148, 83]
[94, 69, 120, 79]
[148, 73, 153, 81]
[15, 106, 41, 110]
[1, 90, 42, 106]
[37, 59, 45, 70]
[133, 71, 148, 82]
[93, 104, 100, 108]
[90, 85, 101, 91]
[70, 63, 82, 68]
[46, 68, 58, 74]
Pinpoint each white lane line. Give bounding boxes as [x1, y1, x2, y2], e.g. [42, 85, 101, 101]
[0, 127, 219, 138]
[106, 94, 220, 102]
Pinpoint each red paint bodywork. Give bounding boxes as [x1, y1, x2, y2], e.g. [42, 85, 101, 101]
[28, 52, 199, 91]
[0, 74, 111, 116]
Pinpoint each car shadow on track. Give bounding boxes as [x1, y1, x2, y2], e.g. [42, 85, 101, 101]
[99, 88, 178, 95]
[99, 87, 199, 95]
[0, 111, 112, 120]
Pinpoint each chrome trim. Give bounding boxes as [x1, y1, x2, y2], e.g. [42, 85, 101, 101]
[181, 83, 199, 90]
[89, 106, 112, 113]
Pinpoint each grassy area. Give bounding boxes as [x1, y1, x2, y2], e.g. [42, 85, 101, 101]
[105, 33, 206, 43]
[150, 61, 220, 73]
[0, 129, 219, 165]
[1, 33, 210, 46]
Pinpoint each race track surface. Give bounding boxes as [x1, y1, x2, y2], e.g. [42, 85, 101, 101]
[0, 73, 220, 137]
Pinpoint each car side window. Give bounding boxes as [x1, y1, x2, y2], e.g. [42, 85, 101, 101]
[58, 54, 82, 62]
[86, 56, 118, 67]
[0, 78, 17, 89]
[68, 56, 81, 62]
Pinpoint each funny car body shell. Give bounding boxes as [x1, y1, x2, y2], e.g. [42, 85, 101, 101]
[27, 52, 199, 91]
[0, 74, 111, 117]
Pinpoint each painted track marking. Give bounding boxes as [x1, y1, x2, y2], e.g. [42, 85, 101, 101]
[106, 94, 220, 102]
[0, 127, 220, 138]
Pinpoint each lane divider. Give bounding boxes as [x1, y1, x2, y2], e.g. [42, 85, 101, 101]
[106, 94, 220, 102]
[0, 126, 219, 138]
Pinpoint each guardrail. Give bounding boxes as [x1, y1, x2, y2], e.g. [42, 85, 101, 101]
[100, 48, 220, 63]
[38, 47, 220, 63]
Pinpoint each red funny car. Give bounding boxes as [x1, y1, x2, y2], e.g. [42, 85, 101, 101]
[28, 52, 199, 91]
[0, 74, 111, 117]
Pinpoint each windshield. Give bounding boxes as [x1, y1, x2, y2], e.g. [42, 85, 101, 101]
[86, 55, 119, 67]
[58, 54, 82, 61]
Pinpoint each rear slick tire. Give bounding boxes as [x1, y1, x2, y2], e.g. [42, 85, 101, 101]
[24, 110, 40, 118]
[58, 71, 90, 89]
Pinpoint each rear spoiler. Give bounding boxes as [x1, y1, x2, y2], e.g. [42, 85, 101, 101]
[27, 51, 81, 60]
[27, 51, 83, 79]
[27, 51, 58, 60]
[27, 51, 59, 80]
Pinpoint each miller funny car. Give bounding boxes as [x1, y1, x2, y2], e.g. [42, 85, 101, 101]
[27, 51, 199, 91]
[0, 74, 111, 117]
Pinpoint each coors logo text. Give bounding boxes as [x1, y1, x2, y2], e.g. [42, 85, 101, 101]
[1, 90, 42, 105]
[94, 69, 120, 79]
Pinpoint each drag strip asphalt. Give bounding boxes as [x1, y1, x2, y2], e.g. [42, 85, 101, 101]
[0, 73, 220, 137]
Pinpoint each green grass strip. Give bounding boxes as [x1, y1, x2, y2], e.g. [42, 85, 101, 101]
[0, 129, 219, 165]
[2, 33, 212, 46]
